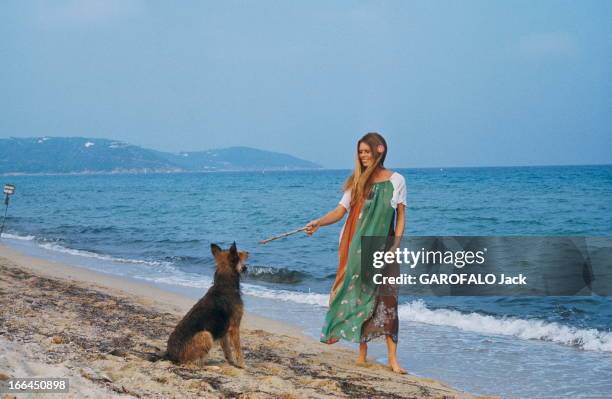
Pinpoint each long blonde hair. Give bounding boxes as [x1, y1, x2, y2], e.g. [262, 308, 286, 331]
[343, 132, 388, 207]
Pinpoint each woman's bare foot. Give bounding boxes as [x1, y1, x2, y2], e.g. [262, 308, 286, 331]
[389, 361, 407, 374]
[355, 354, 369, 366]
[356, 342, 368, 366]
[385, 336, 406, 374]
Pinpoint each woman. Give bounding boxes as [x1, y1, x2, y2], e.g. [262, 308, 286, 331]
[306, 132, 407, 374]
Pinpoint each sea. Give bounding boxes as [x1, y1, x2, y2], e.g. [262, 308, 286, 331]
[2, 165, 611, 399]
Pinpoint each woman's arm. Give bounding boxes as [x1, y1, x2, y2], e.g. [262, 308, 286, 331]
[305, 205, 347, 236]
[395, 203, 405, 237]
[391, 203, 406, 250]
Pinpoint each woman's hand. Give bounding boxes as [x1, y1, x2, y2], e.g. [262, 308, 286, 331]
[305, 205, 347, 236]
[305, 219, 320, 236]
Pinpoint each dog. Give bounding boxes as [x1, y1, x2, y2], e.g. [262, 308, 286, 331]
[166, 242, 248, 367]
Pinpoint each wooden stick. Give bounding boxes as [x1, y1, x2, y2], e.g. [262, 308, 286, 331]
[258, 226, 307, 244]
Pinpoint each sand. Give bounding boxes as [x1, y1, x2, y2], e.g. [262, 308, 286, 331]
[0, 245, 492, 398]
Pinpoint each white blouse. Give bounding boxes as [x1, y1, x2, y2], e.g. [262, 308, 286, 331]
[338, 172, 407, 211]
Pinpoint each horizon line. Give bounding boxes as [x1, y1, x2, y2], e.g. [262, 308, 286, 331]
[1, 136, 610, 171]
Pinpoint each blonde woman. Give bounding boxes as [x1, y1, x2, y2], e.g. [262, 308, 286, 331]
[306, 132, 407, 373]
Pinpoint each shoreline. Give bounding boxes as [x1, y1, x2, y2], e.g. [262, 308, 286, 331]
[0, 244, 486, 398]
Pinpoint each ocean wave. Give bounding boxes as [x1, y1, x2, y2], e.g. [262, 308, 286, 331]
[1, 233, 36, 241]
[78, 226, 119, 234]
[165, 256, 212, 268]
[398, 300, 612, 352]
[246, 265, 310, 284]
[134, 273, 213, 289]
[242, 283, 329, 307]
[37, 242, 173, 269]
[129, 274, 329, 307]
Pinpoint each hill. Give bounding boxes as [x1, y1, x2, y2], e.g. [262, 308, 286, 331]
[0, 137, 320, 174]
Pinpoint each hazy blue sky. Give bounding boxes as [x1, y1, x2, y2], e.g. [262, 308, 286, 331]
[1, 1, 610, 168]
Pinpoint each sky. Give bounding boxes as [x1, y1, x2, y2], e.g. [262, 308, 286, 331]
[1, 1, 610, 168]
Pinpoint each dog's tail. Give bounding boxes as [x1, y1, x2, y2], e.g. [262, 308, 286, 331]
[109, 347, 170, 362]
[147, 349, 169, 362]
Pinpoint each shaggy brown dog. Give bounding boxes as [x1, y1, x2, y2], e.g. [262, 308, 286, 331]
[166, 242, 248, 367]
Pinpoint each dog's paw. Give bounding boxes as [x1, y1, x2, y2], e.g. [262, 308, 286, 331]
[235, 360, 245, 369]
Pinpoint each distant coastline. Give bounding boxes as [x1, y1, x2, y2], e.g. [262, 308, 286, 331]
[0, 137, 321, 174]
[0, 167, 324, 177]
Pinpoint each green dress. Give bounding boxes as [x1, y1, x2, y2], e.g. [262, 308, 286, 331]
[320, 180, 399, 344]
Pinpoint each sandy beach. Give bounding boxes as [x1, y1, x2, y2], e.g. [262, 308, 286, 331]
[0, 244, 489, 398]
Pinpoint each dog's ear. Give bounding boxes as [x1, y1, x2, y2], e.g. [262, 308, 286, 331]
[229, 241, 237, 256]
[211, 243, 222, 257]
